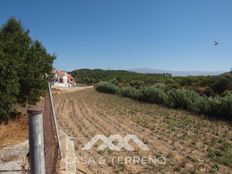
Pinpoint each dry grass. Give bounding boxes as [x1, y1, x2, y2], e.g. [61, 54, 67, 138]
[0, 107, 28, 149]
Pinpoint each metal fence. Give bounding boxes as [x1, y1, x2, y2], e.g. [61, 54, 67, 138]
[42, 83, 61, 174]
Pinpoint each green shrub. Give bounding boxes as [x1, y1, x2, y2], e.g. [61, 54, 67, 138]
[195, 96, 211, 115]
[152, 83, 166, 89]
[179, 78, 194, 86]
[218, 94, 232, 120]
[95, 82, 120, 94]
[139, 87, 168, 105]
[201, 87, 216, 97]
[202, 94, 232, 120]
[211, 76, 232, 94]
[166, 82, 181, 90]
[95, 81, 232, 121]
[206, 97, 223, 117]
[208, 141, 232, 167]
[221, 90, 232, 97]
[129, 80, 145, 89]
[120, 87, 141, 100]
[167, 89, 202, 112]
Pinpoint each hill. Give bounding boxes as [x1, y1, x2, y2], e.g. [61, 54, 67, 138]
[130, 68, 225, 76]
[70, 69, 171, 85]
[71, 69, 232, 97]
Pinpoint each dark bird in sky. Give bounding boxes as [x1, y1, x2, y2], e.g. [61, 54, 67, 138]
[214, 41, 218, 46]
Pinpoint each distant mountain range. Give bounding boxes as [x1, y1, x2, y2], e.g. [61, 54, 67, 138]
[129, 68, 226, 77]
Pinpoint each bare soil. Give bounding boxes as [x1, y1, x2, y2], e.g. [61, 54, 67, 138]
[53, 87, 232, 174]
[0, 107, 29, 173]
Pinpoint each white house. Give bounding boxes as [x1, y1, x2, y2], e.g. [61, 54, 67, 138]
[52, 70, 76, 87]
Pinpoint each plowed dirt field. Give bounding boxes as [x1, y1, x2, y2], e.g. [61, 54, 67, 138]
[53, 87, 232, 174]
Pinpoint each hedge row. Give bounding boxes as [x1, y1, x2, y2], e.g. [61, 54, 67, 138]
[95, 82, 232, 120]
[95, 82, 120, 94]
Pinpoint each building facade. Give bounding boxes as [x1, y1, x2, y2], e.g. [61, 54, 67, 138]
[52, 70, 76, 87]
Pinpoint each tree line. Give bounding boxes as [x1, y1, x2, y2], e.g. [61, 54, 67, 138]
[71, 69, 172, 85]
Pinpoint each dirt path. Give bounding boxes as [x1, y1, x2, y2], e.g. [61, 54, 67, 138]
[52, 86, 94, 94]
[53, 88, 232, 174]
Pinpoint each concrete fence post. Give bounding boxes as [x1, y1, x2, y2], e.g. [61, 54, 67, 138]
[28, 107, 45, 174]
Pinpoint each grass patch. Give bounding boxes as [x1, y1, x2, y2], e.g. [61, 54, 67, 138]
[208, 141, 232, 167]
[0, 110, 28, 149]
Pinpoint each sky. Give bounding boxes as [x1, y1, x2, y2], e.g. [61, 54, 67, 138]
[0, 0, 232, 71]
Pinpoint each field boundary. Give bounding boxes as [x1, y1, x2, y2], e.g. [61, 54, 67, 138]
[43, 83, 62, 173]
[48, 83, 62, 157]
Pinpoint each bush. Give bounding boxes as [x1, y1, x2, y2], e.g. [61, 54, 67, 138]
[211, 76, 232, 94]
[202, 94, 232, 120]
[221, 90, 232, 97]
[205, 97, 223, 117]
[201, 87, 216, 97]
[196, 96, 211, 114]
[129, 80, 145, 89]
[95, 82, 232, 121]
[166, 82, 181, 90]
[167, 89, 202, 112]
[152, 83, 166, 89]
[218, 94, 232, 120]
[120, 87, 141, 100]
[179, 78, 194, 86]
[96, 82, 120, 94]
[139, 87, 168, 105]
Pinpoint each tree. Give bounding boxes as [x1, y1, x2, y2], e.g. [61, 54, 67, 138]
[19, 41, 55, 104]
[0, 17, 55, 120]
[0, 17, 31, 119]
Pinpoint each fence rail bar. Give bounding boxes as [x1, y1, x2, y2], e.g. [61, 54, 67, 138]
[48, 82, 62, 158]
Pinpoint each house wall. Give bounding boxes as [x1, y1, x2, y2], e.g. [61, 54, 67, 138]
[53, 82, 70, 87]
[52, 70, 76, 88]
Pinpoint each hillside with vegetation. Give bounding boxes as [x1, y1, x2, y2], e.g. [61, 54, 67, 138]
[71, 69, 171, 84]
[71, 69, 232, 121]
[71, 69, 232, 96]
